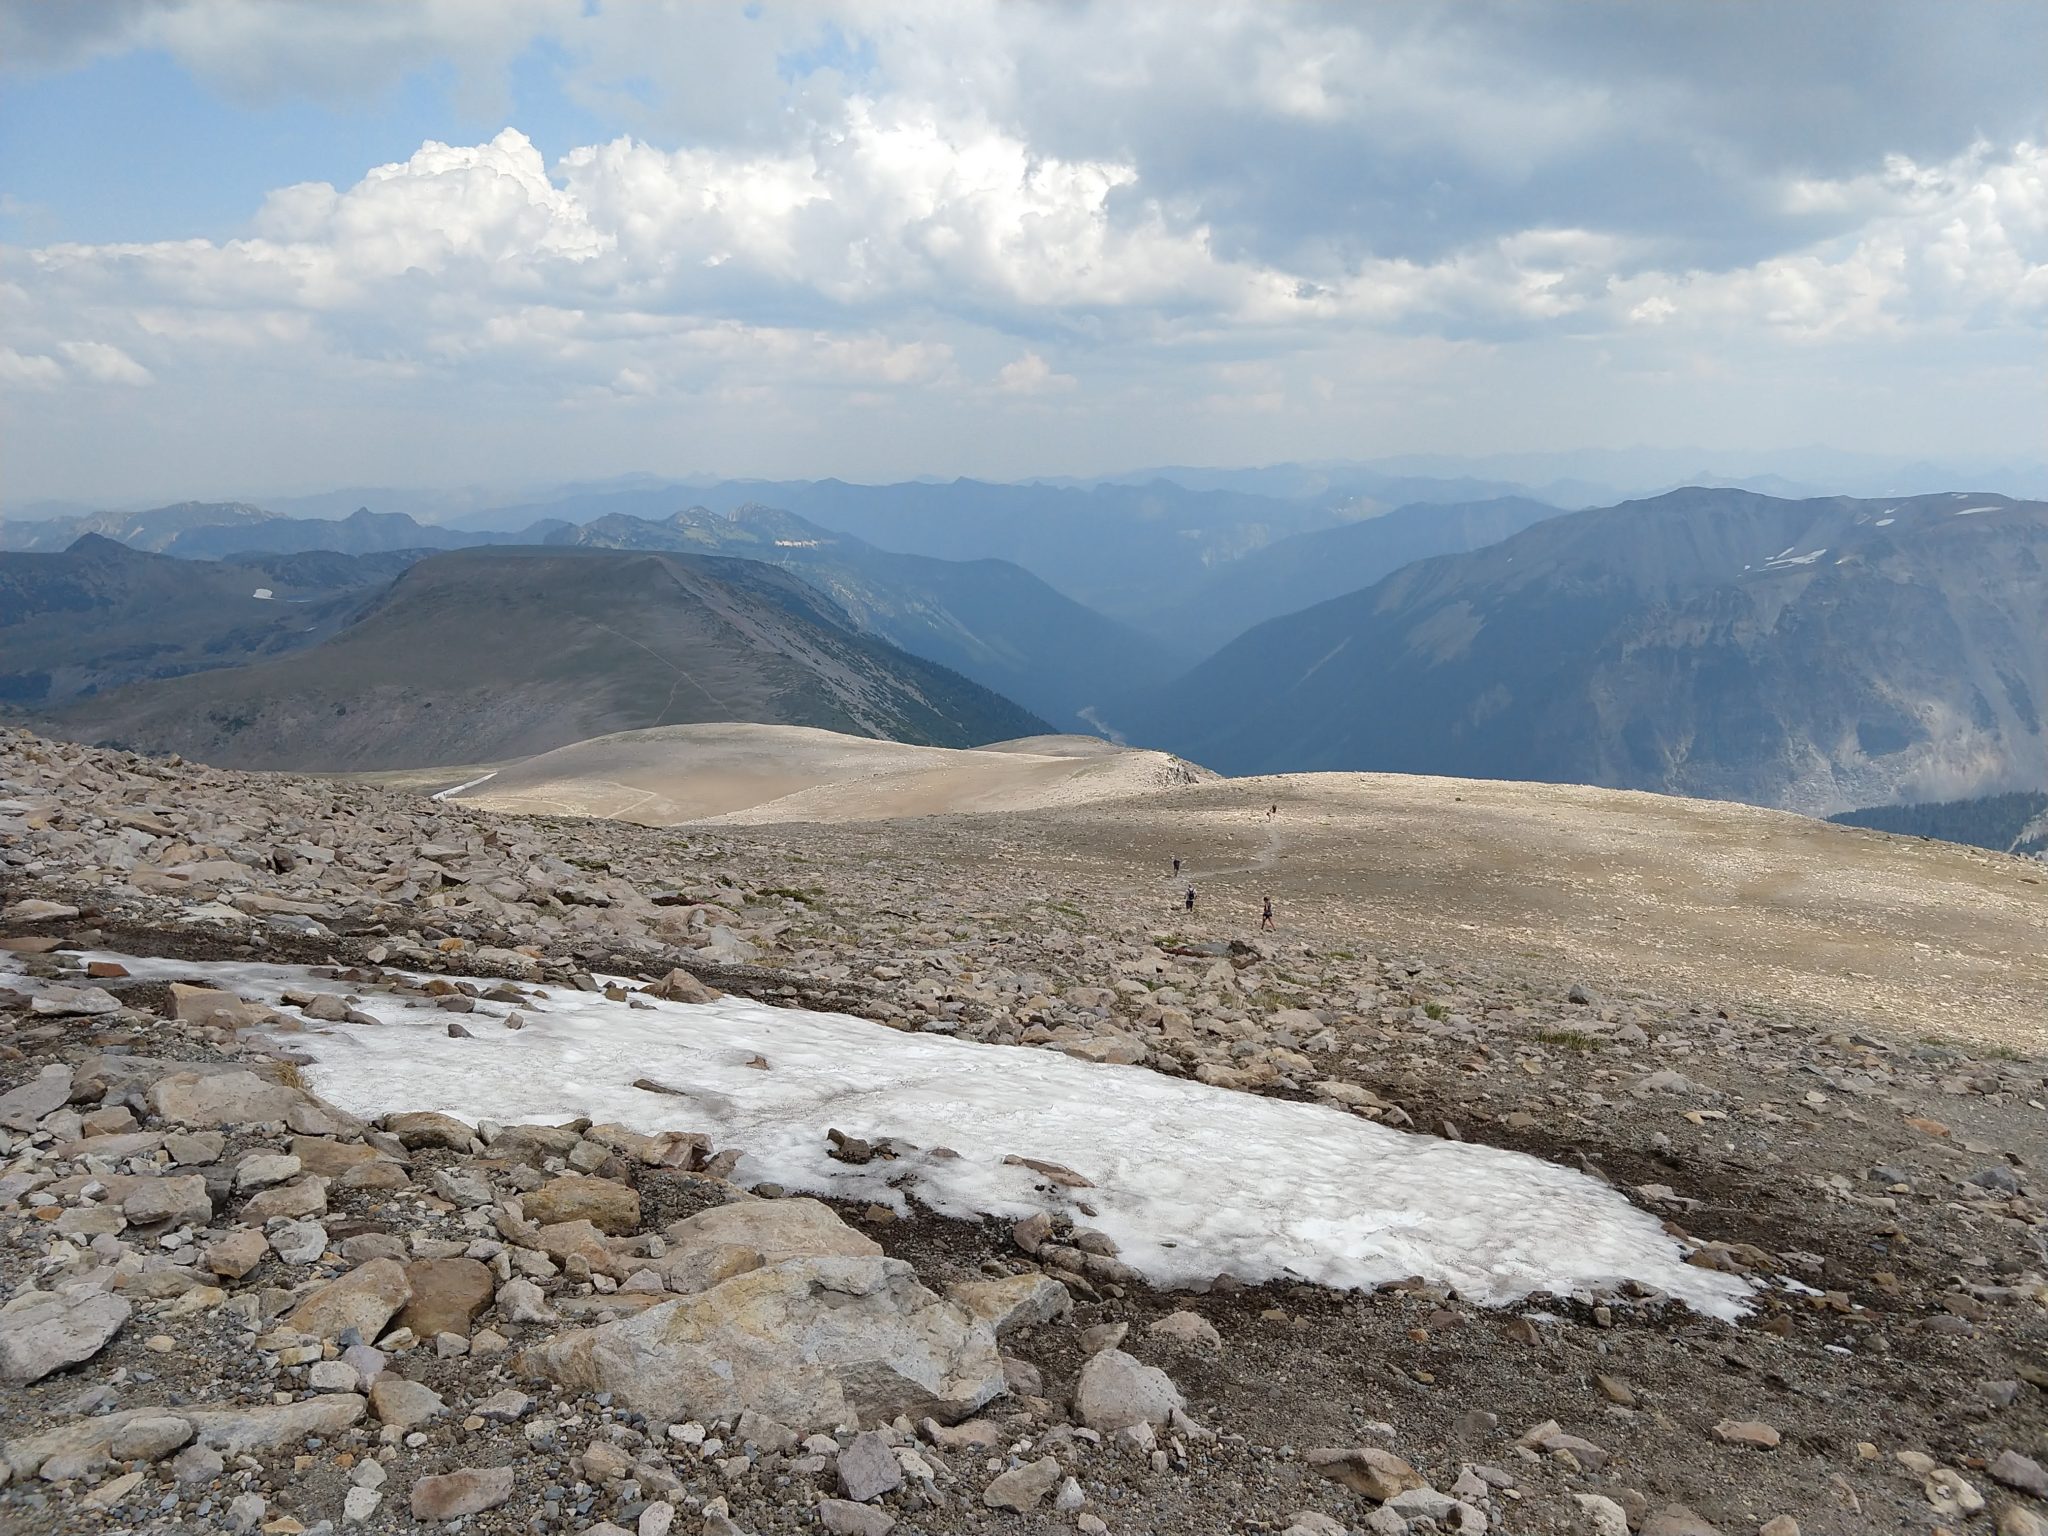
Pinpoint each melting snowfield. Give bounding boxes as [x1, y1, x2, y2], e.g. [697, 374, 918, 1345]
[82, 952, 1749, 1319]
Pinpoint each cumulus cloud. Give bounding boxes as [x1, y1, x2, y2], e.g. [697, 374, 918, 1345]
[59, 340, 153, 385]
[995, 351, 1075, 394]
[0, 347, 64, 389]
[1, 3, 2042, 496]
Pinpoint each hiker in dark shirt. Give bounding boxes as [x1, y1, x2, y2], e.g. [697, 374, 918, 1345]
[1184, 885, 1196, 913]
[1172, 855, 1181, 876]
[1261, 895, 1274, 931]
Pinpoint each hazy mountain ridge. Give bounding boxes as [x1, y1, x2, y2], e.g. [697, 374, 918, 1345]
[0, 535, 414, 707]
[1119, 489, 2048, 813]
[52, 547, 1049, 771]
[0, 501, 283, 553]
[544, 503, 1182, 726]
[1136, 495, 1566, 656]
[459, 476, 1357, 625]
[162, 505, 570, 558]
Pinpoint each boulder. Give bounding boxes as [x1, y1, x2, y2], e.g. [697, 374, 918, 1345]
[383, 1111, 477, 1151]
[234, 1153, 302, 1191]
[122, 1174, 213, 1227]
[947, 1274, 1072, 1336]
[520, 1255, 1004, 1432]
[110, 1414, 195, 1461]
[1073, 1349, 1184, 1432]
[983, 1456, 1062, 1511]
[837, 1429, 903, 1501]
[0, 1063, 74, 1132]
[399, 1257, 495, 1340]
[240, 1173, 329, 1222]
[183, 1394, 366, 1456]
[1306, 1446, 1427, 1501]
[286, 1258, 412, 1341]
[149, 1070, 305, 1128]
[485, 1123, 584, 1165]
[666, 1198, 877, 1259]
[30, 984, 121, 1017]
[166, 984, 270, 1029]
[370, 1376, 445, 1427]
[289, 1136, 390, 1177]
[205, 1229, 270, 1279]
[533, 1219, 621, 1278]
[522, 1175, 640, 1234]
[1639, 1508, 1724, 1536]
[0, 1287, 130, 1383]
[818, 1499, 896, 1536]
[7, 898, 78, 921]
[410, 1465, 514, 1520]
[1146, 1311, 1223, 1353]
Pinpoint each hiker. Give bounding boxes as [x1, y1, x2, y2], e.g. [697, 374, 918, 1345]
[1184, 885, 1197, 913]
[1172, 855, 1181, 876]
[1261, 895, 1274, 931]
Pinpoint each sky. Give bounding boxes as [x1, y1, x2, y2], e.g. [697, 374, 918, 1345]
[1, 0, 2043, 506]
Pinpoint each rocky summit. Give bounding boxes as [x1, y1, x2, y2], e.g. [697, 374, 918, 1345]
[0, 726, 2044, 1536]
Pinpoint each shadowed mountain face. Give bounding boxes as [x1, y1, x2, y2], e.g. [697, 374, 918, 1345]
[1117, 490, 2048, 813]
[1134, 496, 1566, 656]
[545, 504, 1182, 728]
[0, 536, 418, 707]
[52, 547, 1049, 771]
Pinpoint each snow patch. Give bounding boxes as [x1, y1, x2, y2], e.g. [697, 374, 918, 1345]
[1951, 505, 1998, 516]
[1874, 518, 1895, 527]
[250, 588, 274, 600]
[1760, 548, 1827, 569]
[61, 951, 1750, 1318]
[429, 770, 498, 802]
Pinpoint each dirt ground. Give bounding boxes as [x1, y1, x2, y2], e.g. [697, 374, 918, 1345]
[814, 770, 2048, 1052]
[4, 734, 2046, 1535]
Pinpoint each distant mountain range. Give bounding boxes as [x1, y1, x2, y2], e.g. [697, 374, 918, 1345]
[1133, 496, 1566, 658]
[5, 499, 1183, 730]
[53, 547, 1047, 771]
[458, 476, 1357, 630]
[544, 504, 1179, 728]
[0, 536, 414, 706]
[1117, 489, 2048, 813]
[19, 482, 2048, 813]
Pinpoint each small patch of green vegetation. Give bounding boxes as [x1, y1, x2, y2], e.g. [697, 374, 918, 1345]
[1534, 1027, 1600, 1050]
[1327, 949, 1356, 962]
[1044, 900, 1085, 920]
[566, 855, 611, 873]
[1422, 1001, 1448, 1021]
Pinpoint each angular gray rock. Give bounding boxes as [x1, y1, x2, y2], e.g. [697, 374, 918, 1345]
[0, 1063, 74, 1131]
[410, 1464, 514, 1520]
[0, 1287, 132, 1383]
[1072, 1348, 1184, 1431]
[520, 1254, 1003, 1431]
[149, 1069, 306, 1127]
[983, 1455, 1062, 1511]
[836, 1430, 903, 1502]
[946, 1273, 1072, 1336]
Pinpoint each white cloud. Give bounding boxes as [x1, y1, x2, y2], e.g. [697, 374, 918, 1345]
[58, 340, 153, 385]
[3, 5, 2044, 495]
[0, 347, 64, 389]
[995, 351, 1076, 394]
